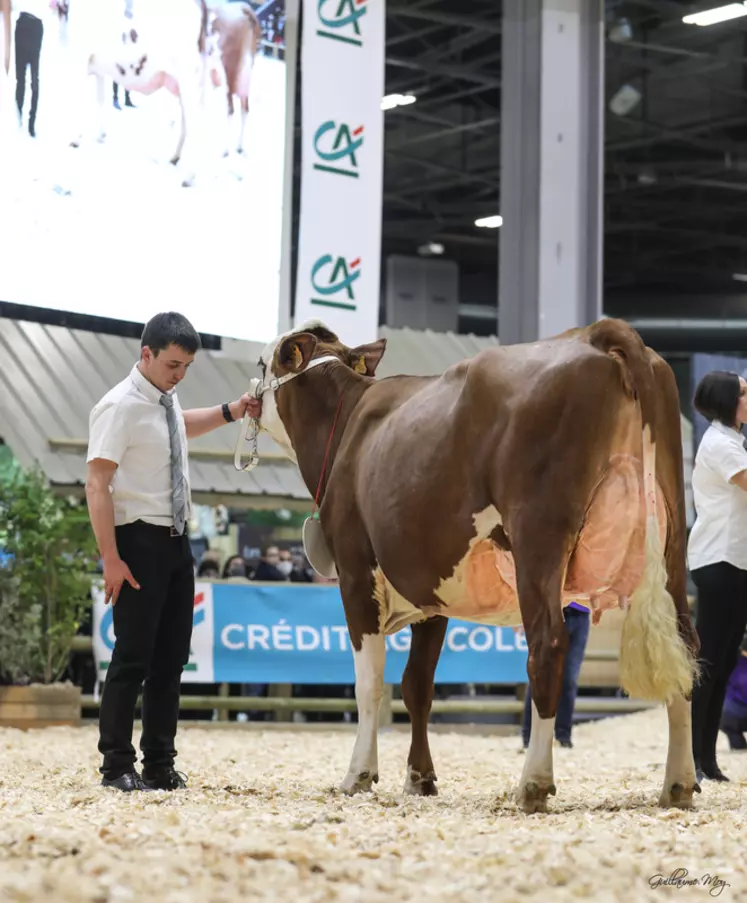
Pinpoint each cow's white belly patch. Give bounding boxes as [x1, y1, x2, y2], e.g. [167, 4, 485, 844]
[372, 568, 428, 635]
[433, 505, 523, 623]
[372, 506, 525, 632]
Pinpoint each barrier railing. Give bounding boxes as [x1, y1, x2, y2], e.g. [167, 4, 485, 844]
[75, 581, 667, 722]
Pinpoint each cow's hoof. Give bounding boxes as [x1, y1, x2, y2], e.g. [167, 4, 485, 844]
[97, 133, 106, 144]
[69, 139, 80, 149]
[170, 155, 181, 167]
[339, 771, 378, 795]
[404, 768, 438, 797]
[237, 146, 245, 156]
[517, 780, 556, 814]
[659, 780, 701, 809]
[223, 149, 230, 158]
[181, 176, 195, 189]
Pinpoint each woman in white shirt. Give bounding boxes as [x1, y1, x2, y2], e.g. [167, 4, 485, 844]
[688, 370, 747, 783]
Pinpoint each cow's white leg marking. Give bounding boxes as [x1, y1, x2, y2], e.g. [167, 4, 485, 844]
[95, 73, 106, 143]
[171, 92, 188, 166]
[340, 633, 385, 795]
[516, 700, 556, 814]
[238, 104, 248, 154]
[659, 693, 701, 808]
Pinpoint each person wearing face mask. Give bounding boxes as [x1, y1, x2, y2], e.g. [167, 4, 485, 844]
[251, 545, 286, 582]
[687, 370, 747, 784]
[222, 555, 249, 581]
[277, 549, 294, 580]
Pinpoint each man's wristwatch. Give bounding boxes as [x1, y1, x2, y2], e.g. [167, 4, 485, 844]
[222, 402, 234, 423]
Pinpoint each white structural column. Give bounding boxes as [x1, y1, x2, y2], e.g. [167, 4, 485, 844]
[498, 0, 604, 344]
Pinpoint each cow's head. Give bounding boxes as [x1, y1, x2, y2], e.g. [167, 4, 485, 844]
[256, 320, 387, 460]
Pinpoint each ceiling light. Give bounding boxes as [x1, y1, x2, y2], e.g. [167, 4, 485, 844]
[381, 93, 417, 111]
[475, 215, 503, 228]
[683, 3, 747, 26]
[609, 84, 641, 117]
[417, 242, 445, 256]
[608, 18, 633, 43]
[732, 273, 747, 282]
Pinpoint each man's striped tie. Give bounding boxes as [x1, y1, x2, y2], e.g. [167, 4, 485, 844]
[159, 393, 187, 535]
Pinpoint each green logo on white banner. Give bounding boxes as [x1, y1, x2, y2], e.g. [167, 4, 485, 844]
[313, 121, 364, 178]
[310, 254, 361, 311]
[316, 0, 367, 46]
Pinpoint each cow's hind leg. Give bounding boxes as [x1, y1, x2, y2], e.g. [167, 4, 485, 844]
[223, 91, 234, 158]
[238, 95, 248, 155]
[660, 693, 700, 808]
[402, 616, 447, 796]
[171, 93, 187, 166]
[340, 630, 385, 795]
[95, 73, 106, 143]
[514, 551, 569, 814]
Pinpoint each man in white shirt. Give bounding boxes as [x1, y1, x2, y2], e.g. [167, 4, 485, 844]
[86, 311, 261, 792]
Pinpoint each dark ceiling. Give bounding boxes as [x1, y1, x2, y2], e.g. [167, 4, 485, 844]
[377, 0, 747, 330]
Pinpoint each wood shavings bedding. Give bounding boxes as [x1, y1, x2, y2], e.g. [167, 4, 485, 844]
[0, 707, 745, 903]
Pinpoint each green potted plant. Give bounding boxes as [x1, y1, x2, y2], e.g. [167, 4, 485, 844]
[0, 465, 98, 728]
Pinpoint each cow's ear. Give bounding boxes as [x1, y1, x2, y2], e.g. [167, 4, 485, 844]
[277, 333, 318, 374]
[349, 339, 387, 377]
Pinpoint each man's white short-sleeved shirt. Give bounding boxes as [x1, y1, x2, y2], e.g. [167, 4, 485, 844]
[87, 364, 191, 527]
[687, 420, 747, 572]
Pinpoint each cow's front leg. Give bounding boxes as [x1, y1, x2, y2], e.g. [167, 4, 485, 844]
[171, 93, 187, 166]
[95, 73, 106, 143]
[659, 692, 701, 808]
[340, 631, 385, 795]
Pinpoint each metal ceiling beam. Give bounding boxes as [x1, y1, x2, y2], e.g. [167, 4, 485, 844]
[385, 150, 499, 187]
[387, 24, 445, 48]
[386, 55, 501, 87]
[388, 116, 500, 150]
[386, 5, 503, 34]
[606, 114, 747, 153]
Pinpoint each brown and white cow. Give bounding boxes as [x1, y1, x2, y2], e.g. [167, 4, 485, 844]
[61, 0, 211, 174]
[251, 317, 701, 813]
[203, 0, 261, 156]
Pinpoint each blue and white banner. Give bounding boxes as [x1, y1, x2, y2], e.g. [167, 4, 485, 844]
[92, 581, 529, 685]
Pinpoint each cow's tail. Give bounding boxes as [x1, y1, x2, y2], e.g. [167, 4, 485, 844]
[587, 319, 697, 704]
[238, 3, 262, 56]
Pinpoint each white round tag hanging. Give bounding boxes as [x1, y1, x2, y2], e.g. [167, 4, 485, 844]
[303, 516, 337, 579]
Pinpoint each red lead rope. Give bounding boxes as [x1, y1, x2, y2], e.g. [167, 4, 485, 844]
[311, 395, 345, 519]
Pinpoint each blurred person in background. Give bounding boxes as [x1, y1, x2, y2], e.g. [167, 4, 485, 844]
[222, 554, 249, 581]
[197, 559, 219, 580]
[277, 548, 293, 579]
[289, 549, 313, 583]
[13, 0, 49, 137]
[687, 371, 747, 783]
[251, 544, 285, 581]
[720, 632, 747, 751]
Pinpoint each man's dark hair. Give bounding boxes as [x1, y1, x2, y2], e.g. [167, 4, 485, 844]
[141, 312, 202, 356]
[693, 370, 740, 427]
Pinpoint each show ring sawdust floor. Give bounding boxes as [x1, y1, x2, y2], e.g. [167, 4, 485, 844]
[1, 708, 746, 903]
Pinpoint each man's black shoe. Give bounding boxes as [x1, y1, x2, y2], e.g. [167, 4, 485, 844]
[101, 771, 152, 792]
[141, 767, 188, 791]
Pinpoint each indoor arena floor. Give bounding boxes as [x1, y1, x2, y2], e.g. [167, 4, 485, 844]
[1, 708, 745, 903]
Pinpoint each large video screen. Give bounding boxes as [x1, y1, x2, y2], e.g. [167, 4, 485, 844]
[0, 0, 287, 343]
